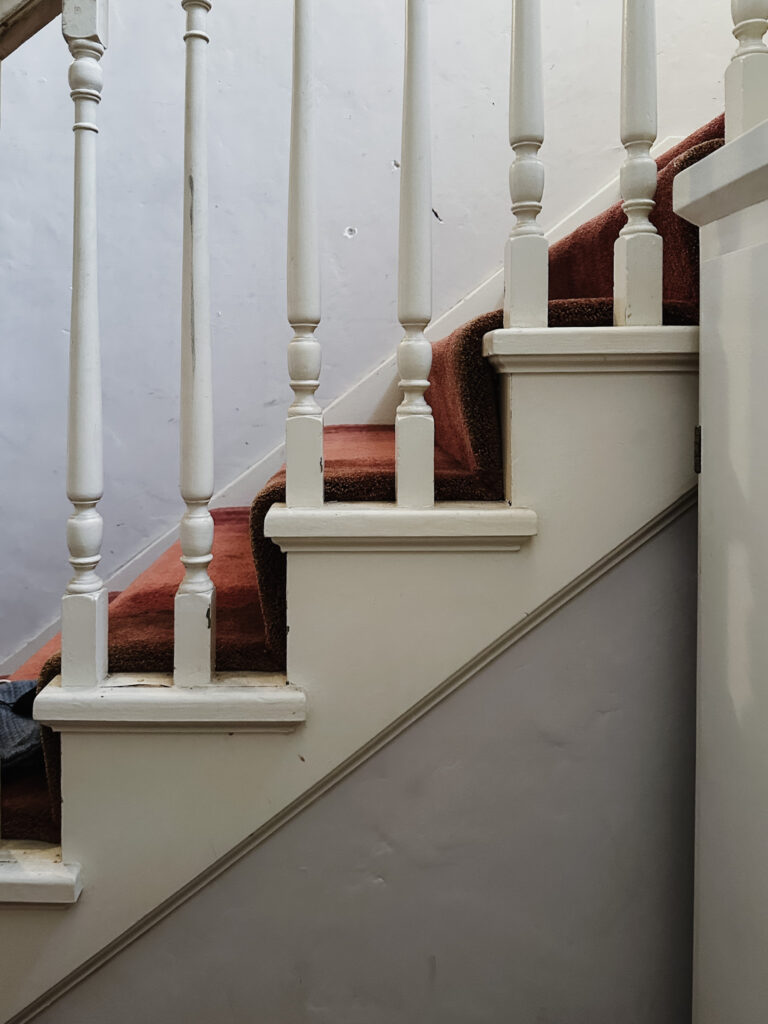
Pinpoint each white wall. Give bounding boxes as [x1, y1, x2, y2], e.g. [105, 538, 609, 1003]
[0, 0, 731, 668]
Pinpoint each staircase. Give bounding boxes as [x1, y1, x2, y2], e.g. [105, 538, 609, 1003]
[1, 0, 767, 1021]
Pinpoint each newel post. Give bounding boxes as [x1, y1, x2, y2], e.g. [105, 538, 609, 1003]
[396, 0, 434, 509]
[726, 1, 768, 141]
[286, 0, 323, 508]
[61, 0, 109, 689]
[505, 0, 548, 329]
[614, 0, 663, 327]
[175, 0, 215, 686]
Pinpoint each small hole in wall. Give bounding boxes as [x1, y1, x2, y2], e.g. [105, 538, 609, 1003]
[344, 226, 358, 239]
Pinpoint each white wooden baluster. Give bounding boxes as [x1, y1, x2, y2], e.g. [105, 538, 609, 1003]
[505, 0, 548, 329]
[61, 0, 108, 689]
[726, 1, 768, 141]
[396, 0, 434, 510]
[175, 0, 215, 687]
[0, 55, 4, 834]
[614, 0, 663, 327]
[286, 0, 323, 508]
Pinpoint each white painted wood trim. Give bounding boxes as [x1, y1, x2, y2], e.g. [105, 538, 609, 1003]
[673, 117, 768, 225]
[0, 843, 81, 905]
[483, 325, 699, 374]
[695, 194, 768, 260]
[0, 0, 60, 59]
[0, 136, 683, 678]
[34, 675, 306, 732]
[265, 502, 538, 553]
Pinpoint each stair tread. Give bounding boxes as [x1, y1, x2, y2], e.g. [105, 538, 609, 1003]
[0, 840, 81, 904]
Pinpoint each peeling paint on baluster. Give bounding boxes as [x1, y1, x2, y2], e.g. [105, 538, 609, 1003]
[60, 0, 109, 689]
[175, 0, 216, 687]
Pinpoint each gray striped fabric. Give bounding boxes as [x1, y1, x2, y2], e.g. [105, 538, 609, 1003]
[0, 679, 41, 770]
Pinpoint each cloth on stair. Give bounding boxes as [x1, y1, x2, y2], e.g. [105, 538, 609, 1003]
[0, 680, 41, 772]
[0, 679, 56, 843]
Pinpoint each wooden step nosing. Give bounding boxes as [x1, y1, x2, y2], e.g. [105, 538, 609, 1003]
[33, 676, 306, 734]
[265, 502, 538, 553]
[0, 843, 81, 905]
[483, 325, 700, 374]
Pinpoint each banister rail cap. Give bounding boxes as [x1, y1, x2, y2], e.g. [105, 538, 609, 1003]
[0, 0, 61, 59]
[62, 0, 107, 47]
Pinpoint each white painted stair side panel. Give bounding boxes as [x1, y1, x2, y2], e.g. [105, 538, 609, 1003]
[0, 349, 697, 1021]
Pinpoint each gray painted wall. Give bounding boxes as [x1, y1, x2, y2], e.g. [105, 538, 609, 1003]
[31, 511, 697, 1024]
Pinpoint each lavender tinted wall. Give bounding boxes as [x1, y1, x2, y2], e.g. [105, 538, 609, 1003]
[27, 511, 697, 1024]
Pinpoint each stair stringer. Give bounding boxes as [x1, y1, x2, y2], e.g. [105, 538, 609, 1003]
[0, 331, 698, 1024]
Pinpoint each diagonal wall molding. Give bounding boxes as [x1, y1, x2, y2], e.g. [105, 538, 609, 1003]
[6, 488, 695, 1024]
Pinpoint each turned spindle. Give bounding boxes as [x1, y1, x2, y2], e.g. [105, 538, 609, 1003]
[396, 0, 434, 510]
[286, 0, 324, 509]
[175, 0, 216, 687]
[61, 0, 109, 689]
[614, 0, 663, 327]
[504, 0, 548, 329]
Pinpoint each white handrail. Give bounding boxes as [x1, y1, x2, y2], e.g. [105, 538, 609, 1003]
[0, 0, 60, 60]
[60, 0, 108, 689]
[726, 0, 768, 140]
[614, 0, 663, 327]
[286, 0, 323, 509]
[175, 0, 215, 687]
[396, 0, 434, 510]
[505, 0, 548, 329]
